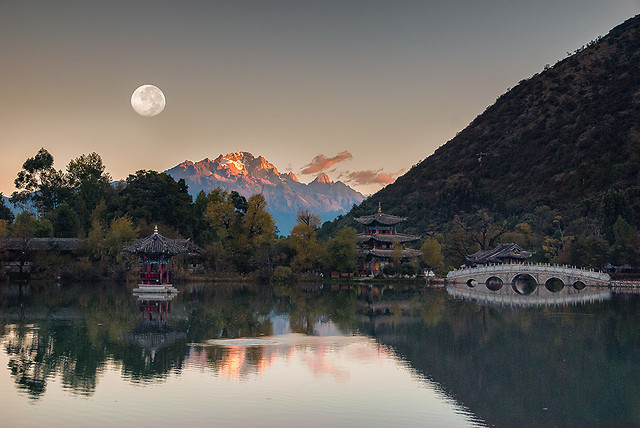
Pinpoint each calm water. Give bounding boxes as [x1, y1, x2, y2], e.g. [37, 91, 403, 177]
[1, 282, 639, 427]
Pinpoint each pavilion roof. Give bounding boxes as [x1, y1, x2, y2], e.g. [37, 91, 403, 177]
[357, 233, 420, 244]
[358, 248, 421, 259]
[122, 227, 200, 256]
[466, 243, 533, 265]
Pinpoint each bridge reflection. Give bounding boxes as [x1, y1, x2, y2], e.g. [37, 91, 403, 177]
[447, 283, 611, 307]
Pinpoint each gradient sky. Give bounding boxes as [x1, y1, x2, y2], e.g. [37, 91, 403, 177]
[1, 1, 638, 196]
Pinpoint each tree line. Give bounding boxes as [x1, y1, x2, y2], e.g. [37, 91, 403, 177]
[4, 148, 631, 283]
[0, 148, 372, 282]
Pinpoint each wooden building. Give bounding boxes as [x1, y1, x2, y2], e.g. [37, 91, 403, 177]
[1, 237, 87, 277]
[355, 204, 420, 275]
[466, 243, 533, 266]
[122, 226, 200, 293]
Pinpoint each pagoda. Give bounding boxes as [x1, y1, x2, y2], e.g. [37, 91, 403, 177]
[123, 226, 200, 294]
[355, 203, 420, 275]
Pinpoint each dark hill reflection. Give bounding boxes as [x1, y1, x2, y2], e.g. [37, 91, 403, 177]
[360, 291, 640, 428]
[1, 283, 639, 427]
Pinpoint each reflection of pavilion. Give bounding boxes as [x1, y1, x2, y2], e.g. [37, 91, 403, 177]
[123, 291, 186, 367]
[135, 290, 178, 325]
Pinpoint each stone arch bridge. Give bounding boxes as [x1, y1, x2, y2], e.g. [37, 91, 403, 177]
[446, 263, 610, 297]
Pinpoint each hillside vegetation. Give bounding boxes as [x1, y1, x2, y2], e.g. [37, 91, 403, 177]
[324, 15, 640, 269]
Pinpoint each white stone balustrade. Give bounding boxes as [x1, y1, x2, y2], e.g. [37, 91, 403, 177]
[446, 263, 610, 282]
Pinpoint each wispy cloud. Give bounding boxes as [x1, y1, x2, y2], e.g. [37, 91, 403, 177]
[301, 151, 352, 174]
[340, 169, 396, 186]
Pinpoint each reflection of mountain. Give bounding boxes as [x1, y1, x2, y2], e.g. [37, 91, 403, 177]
[188, 343, 290, 381]
[360, 292, 640, 428]
[165, 152, 365, 233]
[187, 334, 381, 383]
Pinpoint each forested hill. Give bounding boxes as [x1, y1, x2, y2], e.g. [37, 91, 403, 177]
[325, 14, 640, 238]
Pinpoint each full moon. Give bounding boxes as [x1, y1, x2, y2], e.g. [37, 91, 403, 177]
[131, 84, 166, 117]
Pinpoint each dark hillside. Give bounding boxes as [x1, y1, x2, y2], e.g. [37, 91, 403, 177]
[324, 15, 640, 240]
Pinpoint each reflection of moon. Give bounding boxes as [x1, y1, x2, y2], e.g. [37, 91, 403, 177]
[131, 84, 165, 117]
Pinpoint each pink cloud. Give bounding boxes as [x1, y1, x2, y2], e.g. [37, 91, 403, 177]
[341, 169, 396, 185]
[301, 151, 353, 174]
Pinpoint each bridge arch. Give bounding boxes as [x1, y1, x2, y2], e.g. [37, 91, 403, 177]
[466, 279, 478, 288]
[573, 281, 586, 290]
[486, 276, 503, 291]
[545, 277, 564, 293]
[513, 273, 537, 295]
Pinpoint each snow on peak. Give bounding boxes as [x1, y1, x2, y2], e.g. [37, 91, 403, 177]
[313, 172, 332, 184]
[284, 171, 299, 182]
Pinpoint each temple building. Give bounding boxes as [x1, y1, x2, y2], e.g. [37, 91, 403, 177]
[122, 226, 200, 293]
[355, 204, 420, 275]
[466, 243, 533, 266]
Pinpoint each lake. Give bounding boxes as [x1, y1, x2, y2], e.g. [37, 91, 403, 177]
[1, 281, 639, 427]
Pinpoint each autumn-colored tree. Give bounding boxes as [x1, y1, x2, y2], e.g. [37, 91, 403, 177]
[420, 236, 445, 273]
[203, 188, 237, 240]
[242, 194, 275, 245]
[89, 216, 138, 262]
[290, 222, 323, 272]
[324, 227, 357, 273]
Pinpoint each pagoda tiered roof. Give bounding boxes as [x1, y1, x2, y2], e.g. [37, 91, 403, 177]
[354, 212, 407, 226]
[122, 227, 200, 256]
[357, 233, 420, 244]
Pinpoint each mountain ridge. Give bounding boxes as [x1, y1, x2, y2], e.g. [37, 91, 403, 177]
[323, 14, 640, 241]
[165, 151, 365, 234]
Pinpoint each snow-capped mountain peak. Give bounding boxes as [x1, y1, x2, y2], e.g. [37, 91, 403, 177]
[165, 151, 365, 233]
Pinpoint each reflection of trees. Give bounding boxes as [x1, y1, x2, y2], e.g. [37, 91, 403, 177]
[1, 282, 361, 399]
[1, 283, 138, 398]
[5, 321, 107, 398]
[361, 291, 640, 428]
[184, 284, 275, 341]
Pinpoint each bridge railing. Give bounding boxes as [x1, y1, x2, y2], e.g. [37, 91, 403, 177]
[446, 263, 610, 281]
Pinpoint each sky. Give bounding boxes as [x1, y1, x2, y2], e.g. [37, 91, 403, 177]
[1, 1, 638, 196]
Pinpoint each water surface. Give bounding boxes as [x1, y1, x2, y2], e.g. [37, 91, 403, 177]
[1, 282, 638, 427]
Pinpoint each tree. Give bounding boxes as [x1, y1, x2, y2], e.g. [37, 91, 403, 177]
[66, 152, 113, 233]
[296, 209, 321, 230]
[324, 227, 357, 273]
[289, 223, 323, 272]
[12, 148, 67, 216]
[242, 194, 275, 245]
[421, 236, 444, 273]
[89, 216, 138, 262]
[11, 212, 53, 239]
[610, 216, 640, 266]
[0, 193, 14, 222]
[203, 189, 237, 241]
[454, 210, 509, 251]
[49, 204, 81, 238]
[116, 170, 194, 237]
[242, 194, 275, 275]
